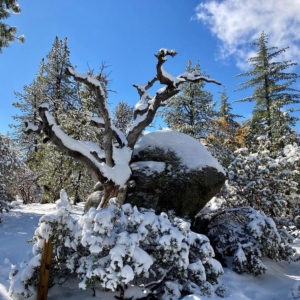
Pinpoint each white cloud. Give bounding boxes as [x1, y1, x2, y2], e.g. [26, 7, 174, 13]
[194, 0, 300, 69]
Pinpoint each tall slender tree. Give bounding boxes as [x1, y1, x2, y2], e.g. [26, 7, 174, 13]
[207, 87, 245, 168]
[235, 32, 300, 153]
[218, 87, 242, 126]
[12, 60, 46, 154]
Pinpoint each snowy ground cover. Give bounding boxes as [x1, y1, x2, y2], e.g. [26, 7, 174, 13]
[0, 202, 300, 300]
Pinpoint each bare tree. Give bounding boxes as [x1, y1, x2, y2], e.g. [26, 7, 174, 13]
[25, 49, 221, 208]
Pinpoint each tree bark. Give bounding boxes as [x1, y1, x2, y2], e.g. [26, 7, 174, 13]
[98, 181, 127, 208]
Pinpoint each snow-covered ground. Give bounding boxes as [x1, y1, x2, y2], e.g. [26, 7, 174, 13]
[0, 202, 300, 300]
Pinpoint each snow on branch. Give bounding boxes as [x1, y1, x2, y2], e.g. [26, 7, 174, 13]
[36, 104, 131, 188]
[24, 121, 41, 134]
[66, 67, 115, 167]
[178, 71, 221, 85]
[65, 67, 106, 97]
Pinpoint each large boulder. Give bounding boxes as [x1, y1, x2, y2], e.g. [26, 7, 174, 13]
[125, 130, 226, 219]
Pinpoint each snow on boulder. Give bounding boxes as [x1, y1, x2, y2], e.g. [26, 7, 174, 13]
[127, 130, 226, 219]
[133, 130, 224, 174]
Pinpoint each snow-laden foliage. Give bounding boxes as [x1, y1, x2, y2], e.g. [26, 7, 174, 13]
[236, 32, 300, 153]
[10, 191, 223, 300]
[226, 145, 300, 219]
[9, 190, 76, 298]
[196, 143, 300, 276]
[0, 134, 41, 204]
[199, 204, 295, 276]
[225, 143, 300, 237]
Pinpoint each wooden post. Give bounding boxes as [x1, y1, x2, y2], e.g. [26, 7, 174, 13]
[37, 239, 53, 300]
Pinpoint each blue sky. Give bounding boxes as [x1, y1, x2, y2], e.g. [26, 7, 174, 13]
[1, 0, 300, 135]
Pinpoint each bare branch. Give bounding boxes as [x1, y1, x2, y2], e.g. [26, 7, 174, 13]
[89, 116, 127, 148]
[66, 67, 114, 167]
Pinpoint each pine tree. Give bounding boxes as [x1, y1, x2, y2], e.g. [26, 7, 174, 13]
[162, 60, 217, 140]
[12, 37, 96, 202]
[206, 87, 245, 168]
[218, 87, 242, 127]
[235, 32, 300, 153]
[113, 100, 133, 133]
[0, 0, 24, 52]
[12, 60, 46, 154]
[42, 37, 81, 122]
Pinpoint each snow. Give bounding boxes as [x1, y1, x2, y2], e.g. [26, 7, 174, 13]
[156, 86, 167, 94]
[24, 122, 38, 133]
[128, 111, 148, 132]
[158, 48, 177, 56]
[0, 202, 300, 300]
[66, 67, 106, 97]
[161, 66, 184, 87]
[44, 110, 132, 187]
[38, 103, 49, 109]
[133, 130, 225, 173]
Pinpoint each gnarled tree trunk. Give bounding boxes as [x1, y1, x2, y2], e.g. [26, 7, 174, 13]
[99, 181, 127, 208]
[25, 48, 220, 210]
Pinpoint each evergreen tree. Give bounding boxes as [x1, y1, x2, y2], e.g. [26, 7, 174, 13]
[235, 32, 300, 153]
[113, 100, 133, 133]
[0, 0, 24, 52]
[218, 87, 242, 127]
[162, 60, 217, 140]
[42, 37, 81, 122]
[206, 87, 245, 168]
[196, 141, 300, 276]
[12, 61, 46, 154]
[12, 37, 95, 202]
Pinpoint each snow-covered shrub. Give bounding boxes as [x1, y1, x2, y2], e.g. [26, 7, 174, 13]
[72, 203, 223, 299]
[198, 203, 296, 276]
[10, 191, 223, 300]
[9, 190, 76, 298]
[193, 143, 300, 277]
